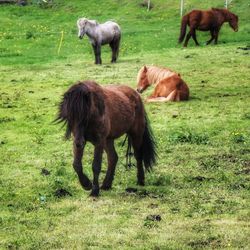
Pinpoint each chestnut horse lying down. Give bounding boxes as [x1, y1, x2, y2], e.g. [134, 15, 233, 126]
[179, 8, 238, 47]
[136, 65, 189, 102]
[56, 80, 157, 196]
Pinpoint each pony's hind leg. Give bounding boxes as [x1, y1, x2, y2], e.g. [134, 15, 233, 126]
[109, 37, 120, 63]
[130, 134, 145, 186]
[101, 139, 118, 190]
[73, 140, 92, 190]
[90, 144, 104, 197]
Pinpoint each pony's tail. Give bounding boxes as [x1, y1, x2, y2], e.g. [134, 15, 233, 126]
[179, 14, 188, 43]
[55, 83, 91, 139]
[140, 113, 157, 171]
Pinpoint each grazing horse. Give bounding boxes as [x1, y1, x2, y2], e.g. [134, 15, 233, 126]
[56, 80, 157, 197]
[136, 65, 189, 102]
[179, 8, 238, 47]
[77, 18, 121, 64]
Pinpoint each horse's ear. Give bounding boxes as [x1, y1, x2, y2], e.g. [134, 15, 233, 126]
[79, 18, 87, 25]
[143, 66, 147, 72]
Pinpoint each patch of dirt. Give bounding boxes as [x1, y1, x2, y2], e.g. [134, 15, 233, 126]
[0, 117, 15, 123]
[0, 140, 7, 145]
[235, 168, 250, 175]
[237, 46, 250, 51]
[148, 203, 158, 208]
[230, 182, 246, 189]
[199, 153, 242, 169]
[54, 188, 72, 198]
[41, 168, 50, 176]
[201, 80, 208, 83]
[138, 189, 151, 197]
[125, 188, 164, 199]
[188, 237, 222, 249]
[191, 176, 214, 182]
[145, 214, 161, 221]
[239, 148, 250, 154]
[125, 187, 138, 193]
[172, 112, 179, 118]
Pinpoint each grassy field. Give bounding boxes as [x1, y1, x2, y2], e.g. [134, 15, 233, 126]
[0, 0, 250, 249]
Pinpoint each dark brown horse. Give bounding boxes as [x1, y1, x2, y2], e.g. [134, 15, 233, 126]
[179, 8, 238, 47]
[56, 80, 157, 196]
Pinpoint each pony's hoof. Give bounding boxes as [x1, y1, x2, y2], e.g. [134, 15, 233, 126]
[137, 181, 145, 186]
[82, 182, 92, 191]
[90, 189, 99, 197]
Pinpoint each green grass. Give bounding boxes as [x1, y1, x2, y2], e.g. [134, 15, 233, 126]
[0, 0, 250, 249]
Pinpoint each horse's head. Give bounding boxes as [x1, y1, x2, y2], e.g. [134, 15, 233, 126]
[77, 18, 88, 39]
[228, 12, 239, 32]
[137, 66, 150, 93]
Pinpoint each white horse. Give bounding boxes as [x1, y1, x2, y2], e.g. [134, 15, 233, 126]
[77, 18, 121, 64]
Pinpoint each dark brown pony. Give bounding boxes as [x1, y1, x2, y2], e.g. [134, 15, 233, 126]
[179, 8, 238, 47]
[56, 80, 157, 197]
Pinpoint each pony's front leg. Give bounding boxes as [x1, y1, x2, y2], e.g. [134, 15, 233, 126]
[101, 139, 118, 190]
[183, 31, 192, 47]
[206, 30, 215, 45]
[214, 28, 220, 45]
[73, 139, 92, 191]
[92, 44, 102, 65]
[90, 144, 104, 196]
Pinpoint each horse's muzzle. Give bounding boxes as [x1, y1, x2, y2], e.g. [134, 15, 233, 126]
[234, 28, 238, 32]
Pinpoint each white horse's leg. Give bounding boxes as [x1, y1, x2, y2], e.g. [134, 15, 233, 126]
[92, 44, 102, 64]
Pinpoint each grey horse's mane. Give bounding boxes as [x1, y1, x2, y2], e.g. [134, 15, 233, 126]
[78, 18, 98, 27]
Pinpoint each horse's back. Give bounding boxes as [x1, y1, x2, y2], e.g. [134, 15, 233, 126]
[155, 75, 189, 101]
[98, 21, 121, 43]
[103, 85, 144, 138]
[102, 21, 121, 32]
[105, 85, 140, 104]
[187, 9, 219, 30]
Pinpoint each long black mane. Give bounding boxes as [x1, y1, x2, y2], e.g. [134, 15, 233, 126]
[55, 82, 91, 139]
